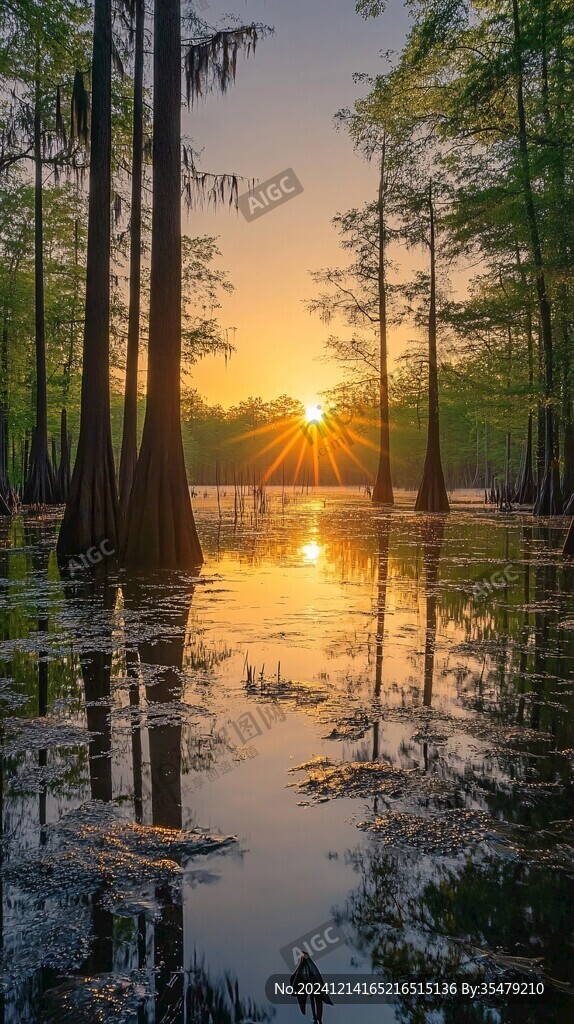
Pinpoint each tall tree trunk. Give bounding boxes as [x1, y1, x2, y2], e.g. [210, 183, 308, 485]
[552, 15, 574, 504]
[123, 0, 203, 568]
[372, 142, 393, 505]
[561, 302, 574, 502]
[23, 431, 29, 488]
[512, 0, 561, 515]
[24, 65, 55, 506]
[515, 260, 535, 504]
[562, 409, 574, 502]
[517, 410, 534, 505]
[503, 324, 512, 505]
[56, 407, 71, 502]
[62, 219, 81, 405]
[57, 0, 118, 558]
[536, 321, 545, 493]
[414, 181, 449, 513]
[118, 0, 145, 514]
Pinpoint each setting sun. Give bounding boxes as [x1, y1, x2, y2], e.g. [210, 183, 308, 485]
[305, 404, 323, 424]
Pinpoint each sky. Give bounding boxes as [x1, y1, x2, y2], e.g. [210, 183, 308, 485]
[182, 0, 410, 408]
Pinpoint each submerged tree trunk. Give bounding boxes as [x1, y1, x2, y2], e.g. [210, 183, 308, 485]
[563, 406, 574, 503]
[516, 412, 535, 504]
[504, 432, 511, 505]
[23, 432, 29, 488]
[515, 299, 535, 504]
[118, 0, 145, 515]
[24, 68, 55, 506]
[57, 0, 118, 558]
[56, 408, 71, 502]
[535, 405, 563, 515]
[372, 143, 393, 505]
[123, 0, 202, 568]
[414, 182, 449, 514]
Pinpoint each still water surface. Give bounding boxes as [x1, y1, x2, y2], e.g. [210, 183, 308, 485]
[1, 489, 573, 1022]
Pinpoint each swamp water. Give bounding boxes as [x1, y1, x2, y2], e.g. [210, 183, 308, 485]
[0, 489, 572, 1023]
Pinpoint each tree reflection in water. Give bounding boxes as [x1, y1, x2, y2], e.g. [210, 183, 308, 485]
[336, 518, 573, 1024]
[124, 576, 189, 1023]
[2, 500, 573, 1024]
[0, 557, 269, 1024]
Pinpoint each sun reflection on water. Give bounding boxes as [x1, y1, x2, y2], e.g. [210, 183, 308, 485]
[301, 540, 322, 563]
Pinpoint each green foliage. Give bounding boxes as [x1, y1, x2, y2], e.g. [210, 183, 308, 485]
[310, 0, 574, 497]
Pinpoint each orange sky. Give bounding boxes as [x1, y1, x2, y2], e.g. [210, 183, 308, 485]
[179, 0, 409, 408]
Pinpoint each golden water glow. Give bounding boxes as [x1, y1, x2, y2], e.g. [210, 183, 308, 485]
[301, 540, 322, 563]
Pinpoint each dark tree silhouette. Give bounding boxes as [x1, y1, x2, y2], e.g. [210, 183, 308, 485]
[56, 407, 71, 502]
[24, 57, 56, 505]
[70, 576, 116, 803]
[516, 410, 535, 505]
[372, 143, 393, 505]
[118, 0, 145, 516]
[123, 0, 202, 568]
[510, 0, 562, 517]
[123, 19, 267, 567]
[124, 576, 190, 1020]
[414, 182, 449, 513]
[57, 0, 118, 558]
[514, 254, 536, 505]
